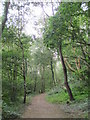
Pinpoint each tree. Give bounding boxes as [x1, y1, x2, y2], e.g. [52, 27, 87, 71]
[43, 3, 82, 101]
[0, 0, 10, 37]
[43, 2, 89, 101]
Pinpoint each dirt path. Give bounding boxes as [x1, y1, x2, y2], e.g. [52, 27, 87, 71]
[22, 93, 72, 118]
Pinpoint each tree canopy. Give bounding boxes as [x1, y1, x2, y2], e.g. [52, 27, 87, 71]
[1, 1, 89, 119]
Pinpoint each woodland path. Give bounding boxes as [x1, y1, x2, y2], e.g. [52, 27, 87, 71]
[22, 93, 72, 118]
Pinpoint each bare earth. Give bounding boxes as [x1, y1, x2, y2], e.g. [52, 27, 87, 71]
[22, 93, 72, 118]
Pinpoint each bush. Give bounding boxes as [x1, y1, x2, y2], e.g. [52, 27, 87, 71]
[46, 88, 69, 104]
[2, 102, 20, 120]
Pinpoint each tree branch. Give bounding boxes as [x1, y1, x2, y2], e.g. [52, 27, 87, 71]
[0, 1, 10, 38]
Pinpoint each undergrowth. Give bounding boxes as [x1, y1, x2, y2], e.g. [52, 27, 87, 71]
[46, 83, 88, 118]
[2, 94, 32, 120]
[46, 81, 88, 103]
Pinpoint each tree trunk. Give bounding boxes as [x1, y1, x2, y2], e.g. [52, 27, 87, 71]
[17, 5, 27, 103]
[50, 57, 56, 86]
[34, 77, 37, 92]
[51, 0, 54, 15]
[23, 70, 26, 104]
[41, 66, 45, 93]
[0, 1, 10, 37]
[54, 64, 58, 84]
[41, 78, 45, 93]
[22, 48, 26, 104]
[59, 44, 74, 101]
[12, 64, 16, 101]
[25, 58, 27, 76]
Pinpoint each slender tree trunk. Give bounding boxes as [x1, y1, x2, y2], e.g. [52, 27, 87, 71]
[18, 38, 27, 104]
[51, 0, 54, 15]
[12, 64, 16, 101]
[41, 77, 44, 93]
[10, 66, 14, 102]
[59, 44, 74, 101]
[18, 32, 27, 103]
[25, 58, 27, 76]
[23, 71, 26, 104]
[34, 77, 37, 92]
[22, 48, 26, 104]
[50, 57, 56, 86]
[0, 1, 10, 37]
[54, 64, 58, 84]
[17, 3, 27, 103]
[33, 70, 37, 92]
[41, 66, 45, 93]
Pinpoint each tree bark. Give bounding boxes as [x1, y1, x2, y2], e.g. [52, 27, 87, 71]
[50, 57, 56, 86]
[59, 44, 74, 101]
[51, 0, 54, 15]
[0, 1, 10, 37]
[41, 66, 45, 93]
[12, 64, 16, 101]
[25, 58, 27, 76]
[34, 77, 37, 92]
[17, 3, 27, 104]
[33, 70, 37, 92]
[22, 48, 26, 104]
[18, 37, 27, 104]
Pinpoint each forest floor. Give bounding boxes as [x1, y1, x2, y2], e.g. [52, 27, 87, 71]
[21, 93, 85, 118]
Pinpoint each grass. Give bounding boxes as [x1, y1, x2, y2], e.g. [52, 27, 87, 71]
[46, 89, 88, 104]
[46, 86, 88, 118]
[74, 93, 88, 102]
[46, 82, 88, 104]
[46, 90, 69, 104]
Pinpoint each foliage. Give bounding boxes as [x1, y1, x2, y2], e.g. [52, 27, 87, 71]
[46, 83, 88, 106]
[46, 89, 69, 103]
[1, 1, 89, 118]
[2, 94, 32, 119]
